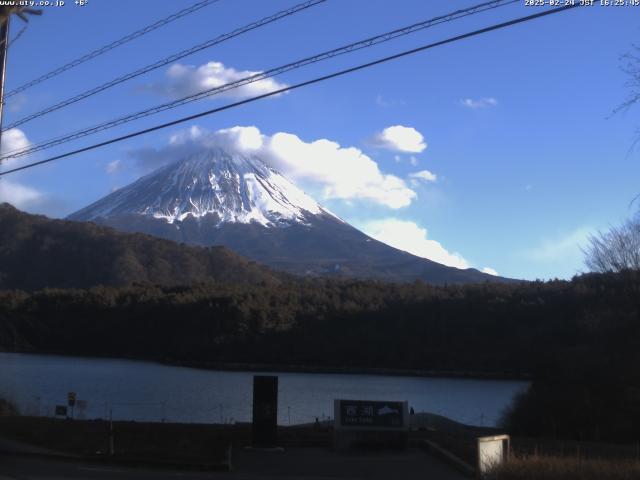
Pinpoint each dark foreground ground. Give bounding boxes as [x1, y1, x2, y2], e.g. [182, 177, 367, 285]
[2, 415, 638, 479]
[0, 448, 465, 480]
[0, 414, 492, 464]
[0, 415, 479, 479]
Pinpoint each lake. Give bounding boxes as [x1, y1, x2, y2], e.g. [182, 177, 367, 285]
[0, 353, 528, 427]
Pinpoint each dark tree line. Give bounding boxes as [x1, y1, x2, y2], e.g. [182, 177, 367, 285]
[1, 270, 640, 442]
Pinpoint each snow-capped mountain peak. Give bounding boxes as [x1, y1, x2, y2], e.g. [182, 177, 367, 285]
[70, 148, 337, 227]
[68, 146, 507, 285]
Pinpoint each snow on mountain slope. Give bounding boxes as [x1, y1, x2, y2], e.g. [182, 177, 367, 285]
[69, 148, 338, 227]
[69, 147, 511, 285]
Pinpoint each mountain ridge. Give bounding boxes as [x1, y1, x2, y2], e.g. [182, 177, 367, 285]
[68, 147, 511, 285]
[0, 203, 283, 291]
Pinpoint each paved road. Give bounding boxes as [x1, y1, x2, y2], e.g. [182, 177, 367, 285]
[0, 448, 466, 479]
[1, 455, 219, 480]
[236, 447, 466, 479]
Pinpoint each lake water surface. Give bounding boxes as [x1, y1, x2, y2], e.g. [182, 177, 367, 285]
[0, 353, 527, 427]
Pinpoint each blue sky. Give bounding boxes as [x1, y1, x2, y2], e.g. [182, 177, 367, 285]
[0, 0, 638, 280]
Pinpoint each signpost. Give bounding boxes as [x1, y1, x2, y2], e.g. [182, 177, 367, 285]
[252, 375, 278, 447]
[54, 405, 67, 417]
[67, 391, 76, 419]
[333, 399, 409, 450]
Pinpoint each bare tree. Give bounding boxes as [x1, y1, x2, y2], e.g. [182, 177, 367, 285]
[583, 47, 640, 272]
[614, 45, 640, 116]
[584, 216, 640, 272]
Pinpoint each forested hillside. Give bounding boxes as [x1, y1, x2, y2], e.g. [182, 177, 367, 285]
[0, 203, 282, 290]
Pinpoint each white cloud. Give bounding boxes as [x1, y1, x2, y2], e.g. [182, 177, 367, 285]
[360, 218, 470, 269]
[375, 94, 404, 107]
[143, 61, 288, 100]
[459, 97, 498, 109]
[0, 129, 49, 212]
[393, 155, 419, 166]
[169, 125, 207, 145]
[0, 180, 43, 209]
[0, 128, 30, 157]
[106, 160, 123, 174]
[372, 125, 427, 153]
[132, 125, 418, 209]
[519, 227, 594, 279]
[482, 267, 499, 276]
[6, 93, 27, 113]
[210, 125, 265, 151]
[528, 227, 592, 263]
[409, 170, 437, 183]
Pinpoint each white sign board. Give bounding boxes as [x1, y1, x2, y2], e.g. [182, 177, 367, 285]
[334, 399, 408, 430]
[333, 399, 409, 450]
[477, 434, 509, 477]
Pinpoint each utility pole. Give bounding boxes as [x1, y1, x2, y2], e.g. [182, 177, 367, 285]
[0, 6, 42, 155]
[0, 10, 11, 150]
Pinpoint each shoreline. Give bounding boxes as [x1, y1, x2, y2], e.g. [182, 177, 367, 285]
[0, 349, 532, 381]
[163, 359, 532, 381]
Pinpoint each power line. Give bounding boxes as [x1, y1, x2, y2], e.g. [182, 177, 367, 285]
[0, 0, 519, 160]
[0, 23, 27, 49]
[0, 0, 515, 157]
[2, 0, 327, 131]
[3, 0, 223, 99]
[0, 4, 580, 178]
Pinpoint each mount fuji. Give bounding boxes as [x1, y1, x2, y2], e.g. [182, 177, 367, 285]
[68, 148, 504, 284]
